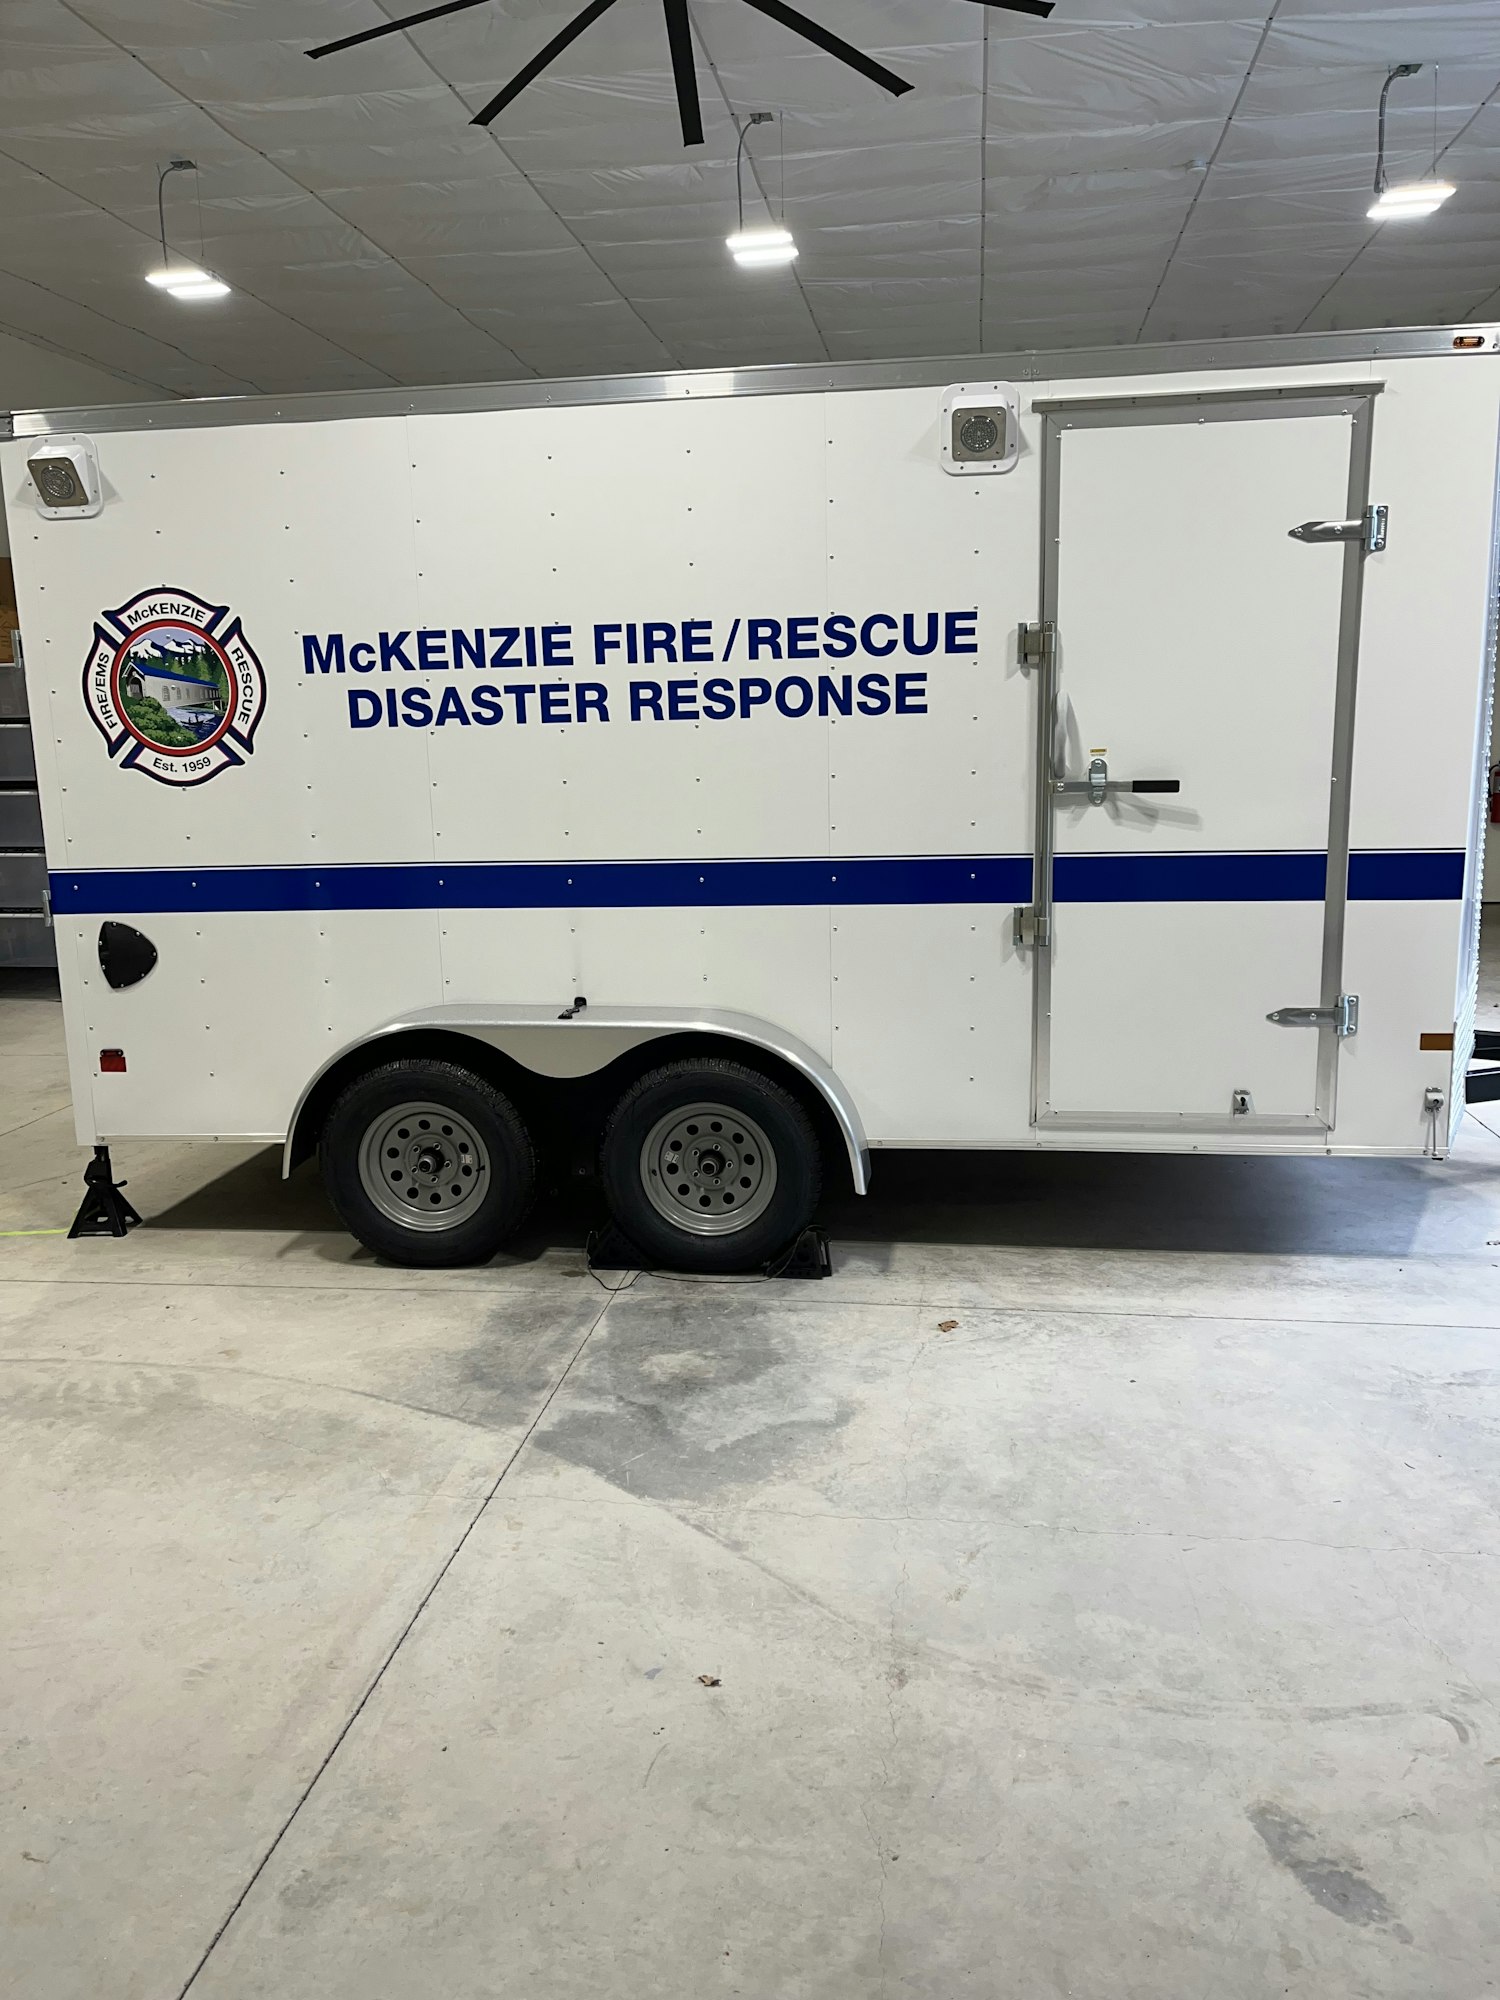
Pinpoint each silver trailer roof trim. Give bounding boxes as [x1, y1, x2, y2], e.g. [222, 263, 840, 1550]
[5, 324, 1496, 439]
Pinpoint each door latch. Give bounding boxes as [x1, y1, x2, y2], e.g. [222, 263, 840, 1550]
[1053, 755, 1181, 804]
[1267, 993, 1359, 1038]
[1288, 504, 1387, 553]
[1012, 905, 1049, 949]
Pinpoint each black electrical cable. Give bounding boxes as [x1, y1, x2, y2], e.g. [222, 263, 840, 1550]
[734, 111, 773, 232]
[156, 157, 196, 269]
[1374, 63, 1422, 196]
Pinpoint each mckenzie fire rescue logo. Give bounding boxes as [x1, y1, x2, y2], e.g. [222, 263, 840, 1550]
[83, 588, 266, 787]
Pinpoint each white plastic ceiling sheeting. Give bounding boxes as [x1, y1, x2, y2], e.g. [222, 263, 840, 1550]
[0, 0, 1497, 398]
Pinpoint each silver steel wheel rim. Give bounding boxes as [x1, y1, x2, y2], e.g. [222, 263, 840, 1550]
[358, 1100, 490, 1232]
[639, 1101, 778, 1236]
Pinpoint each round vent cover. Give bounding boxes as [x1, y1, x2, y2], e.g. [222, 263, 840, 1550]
[958, 412, 1000, 457]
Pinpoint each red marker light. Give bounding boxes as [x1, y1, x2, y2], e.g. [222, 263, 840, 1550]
[99, 1048, 127, 1073]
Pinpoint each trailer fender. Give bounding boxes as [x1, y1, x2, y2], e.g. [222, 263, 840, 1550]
[283, 1004, 871, 1194]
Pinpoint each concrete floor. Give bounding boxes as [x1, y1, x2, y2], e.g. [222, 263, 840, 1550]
[5, 962, 1500, 2000]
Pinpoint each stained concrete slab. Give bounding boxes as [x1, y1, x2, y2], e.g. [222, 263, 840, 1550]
[4, 967, 1500, 1998]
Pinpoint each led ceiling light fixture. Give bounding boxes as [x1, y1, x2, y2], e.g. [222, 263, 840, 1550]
[146, 159, 231, 298]
[1368, 63, 1457, 221]
[309, 0, 1053, 148]
[727, 113, 798, 268]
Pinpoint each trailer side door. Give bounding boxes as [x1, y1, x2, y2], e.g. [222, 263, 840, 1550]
[1028, 388, 1375, 1134]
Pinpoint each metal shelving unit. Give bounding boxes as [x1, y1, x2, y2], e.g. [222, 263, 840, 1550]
[0, 632, 55, 968]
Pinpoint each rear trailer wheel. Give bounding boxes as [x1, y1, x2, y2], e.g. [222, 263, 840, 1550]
[601, 1059, 821, 1272]
[319, 1058, 534, 1267]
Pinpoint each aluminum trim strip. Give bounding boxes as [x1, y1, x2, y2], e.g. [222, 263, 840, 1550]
[5, 325, 1495, 439]
[1031, 381, 1384, 413]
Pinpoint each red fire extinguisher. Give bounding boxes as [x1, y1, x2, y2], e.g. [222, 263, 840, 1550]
[1491, 762, 1500, 824]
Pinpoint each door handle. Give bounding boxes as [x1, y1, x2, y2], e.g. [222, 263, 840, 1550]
[1053, 756, 1180, 805]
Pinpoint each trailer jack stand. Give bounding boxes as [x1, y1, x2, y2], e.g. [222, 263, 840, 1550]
[68, 1145, 142, 1240]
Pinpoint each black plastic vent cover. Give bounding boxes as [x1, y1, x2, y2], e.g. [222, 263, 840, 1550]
[98, 922, 158, 990]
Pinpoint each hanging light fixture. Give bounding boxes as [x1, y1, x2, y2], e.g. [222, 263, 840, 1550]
[727, 113, 797, 269]
[146, 160, 231, 298]
[1367, 64, 1456, 221]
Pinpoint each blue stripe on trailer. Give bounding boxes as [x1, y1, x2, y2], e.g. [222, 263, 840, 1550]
[1346, 847, 1467, 901]
[48, 849, 1464, 915]
[1054, 851, 1328, 902]
[49, 854, 1034, 915]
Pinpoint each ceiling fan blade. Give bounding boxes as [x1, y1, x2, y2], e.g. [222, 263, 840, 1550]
[661, 0, 705, 146]
[963, 0, 1055, 13]
[308, 0, 493, 61]
[738, 0, 912, 97]
[470, 0, 623, 123]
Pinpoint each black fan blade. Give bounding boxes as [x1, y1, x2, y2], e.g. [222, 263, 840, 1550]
[966, 0, 1055, 14]
[470, 0, 622, 124]
[662, 0, 704, 146]
[308, 0, 492, 60]
[739, 0, 911, 95]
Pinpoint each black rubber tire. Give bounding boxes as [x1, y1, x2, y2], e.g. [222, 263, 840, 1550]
[600, 1058, 821, 1273]
[319, 1058, 535, 1268]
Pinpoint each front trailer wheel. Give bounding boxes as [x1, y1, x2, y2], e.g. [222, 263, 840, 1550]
[320, 1058, 534, 1267]
[601, 1058, 821, 1272]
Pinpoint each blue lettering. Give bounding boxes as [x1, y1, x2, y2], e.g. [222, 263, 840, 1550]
[895, 671, 927, 714]
[786, 617, 818, 661]
[434, 685, 469, 725]
[740, 677, 772, 716]
[302, 632, 344, 674]
[543, 625, 573, 668]
[945, 610, 978, 654]
[667, 678, 699, 721]
[508, 683, 535, 722]
[747, 619, 783, 661]
[575, 683, 610, 722]
[348, 642, 376, 672]
[682, 620, 712, 663]
[630, 681, 663, 721]
[902, 612, 939, 656]
[400, 686, 432, 726]
[701, 677, 735, 719]
[822, 614, 856, 659]
[857, 672, 891, 715]
[643, 621, 678, 664]
[418, 628, 449, 671]
[472, 685, 504, 724]
[818, 674, 853, 716]
[540, 684, 570, 723]
[453, 628, 484, 671]
[860, 614, 897, 658]
[595, 623, 623, 665]
[348, 690, 382, 726]
[488, 627, 519, 667]
[776, 675, 813, 718]
[381, 631, 415, 672]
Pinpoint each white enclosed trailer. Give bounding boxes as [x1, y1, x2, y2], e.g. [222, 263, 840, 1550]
[4, 327, 1498, 1268]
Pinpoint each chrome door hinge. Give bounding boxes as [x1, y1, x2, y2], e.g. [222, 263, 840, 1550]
[1267, 993, 1359, 1038]
[1012, 905, 1049, 949]
[1017, 620, 1055, 670]
[1288, 504, 1387, 553]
